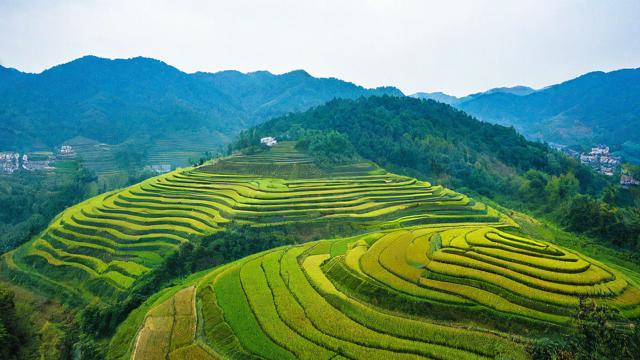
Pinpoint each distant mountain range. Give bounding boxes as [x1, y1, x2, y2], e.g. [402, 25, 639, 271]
[412, 68, 640, 163]
[411, 91, 460, 104]
[0, 56, 402, 154]
[411, 86, 536, 105]
[2, 55, 638, 169]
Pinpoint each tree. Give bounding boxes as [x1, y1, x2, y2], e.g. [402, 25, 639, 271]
[296, 130, 357, 166]
[529, 299, 640, 360]
[545, 173, 580, 206]
[569, 298, 638, 359]
[0, 285, 20, 359]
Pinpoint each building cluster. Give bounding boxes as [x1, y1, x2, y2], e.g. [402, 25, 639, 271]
[22, 154, 55, 171]
[0, 152, 20, 174]
[579, 145, 621, 176]
[260, 136, 278, 147]
[59, 145, 75, 157]
[0, 152, 56, 174]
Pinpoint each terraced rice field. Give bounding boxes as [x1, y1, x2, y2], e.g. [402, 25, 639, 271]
[145, 129, 227, 168]
[200, 141, 383, 178]
[2, 143, 503, 302]
[63, 136, 127, 178]
[114, 145, 640, 360]
[8, 141, 638, 359]
[123, 224, 640, 360]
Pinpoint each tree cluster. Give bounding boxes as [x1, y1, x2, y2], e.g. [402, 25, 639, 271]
[0, 285, 24, 360]
[243, 95, 640, 252]
[529, 298, 640, 360]
[0, 165, 98, 253]
[295, 130, 358, 166]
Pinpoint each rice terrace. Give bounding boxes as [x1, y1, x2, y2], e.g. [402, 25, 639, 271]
[2, 3, 640, 360]
[3, 142, 638, 359]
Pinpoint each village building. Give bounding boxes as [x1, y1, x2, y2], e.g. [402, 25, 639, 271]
[620, 166, 640, 188]
[579, 144, 621, 176]
[21, 153, 54, 171]
[260, 137, 277, 147]
[59, 145, 75, 157]
[620, 173, 639, 188]
[0, 152, 20, 174]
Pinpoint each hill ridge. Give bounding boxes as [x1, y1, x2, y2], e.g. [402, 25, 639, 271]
[0, 55, 403, 163]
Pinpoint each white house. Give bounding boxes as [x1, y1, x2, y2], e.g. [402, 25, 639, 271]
[260, 137, 277, 147]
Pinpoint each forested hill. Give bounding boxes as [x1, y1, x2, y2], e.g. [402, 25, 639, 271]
[456, 68, 640, 162]
[246, 96, 640, 251]
[0, 56, 401, 151]
[244, 95, 601, 196]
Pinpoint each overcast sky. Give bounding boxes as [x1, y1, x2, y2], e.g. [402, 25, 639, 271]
[1, 0, 639, 95]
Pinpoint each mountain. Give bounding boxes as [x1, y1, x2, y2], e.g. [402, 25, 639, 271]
[473, 85, 536, 97]
[0, 56, 402, 161]
[410, 91, 459, 104]
[455, 68, 640, 162]
[411, 86, 535, 106]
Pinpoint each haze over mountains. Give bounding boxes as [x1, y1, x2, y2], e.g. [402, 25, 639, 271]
[413, 68, 640, 162]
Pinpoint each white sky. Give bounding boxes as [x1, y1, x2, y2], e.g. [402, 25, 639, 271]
[1, 0, 639, 96]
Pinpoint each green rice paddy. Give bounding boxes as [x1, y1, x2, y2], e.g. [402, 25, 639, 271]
[4, 142, 639, 359]
[3, 142, 501, 302]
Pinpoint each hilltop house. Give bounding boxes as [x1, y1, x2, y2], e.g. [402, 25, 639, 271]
[260, 137, 277, 147]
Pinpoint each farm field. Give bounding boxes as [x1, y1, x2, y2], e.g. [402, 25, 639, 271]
[1, 142, 504, 304]
[62, 136, 127, 179]
[3, 141, 639, 359]
[145, 128, 228, 168]
[90, 142, 639, 360]
[119, 222, 640, 360]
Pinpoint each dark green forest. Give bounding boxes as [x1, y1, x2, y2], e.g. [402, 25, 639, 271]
[0, 164, 99, 253]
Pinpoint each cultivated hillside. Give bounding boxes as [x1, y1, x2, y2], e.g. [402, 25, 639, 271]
[243, 95, 605, 199]
[2, 141, 638, 359]
[1, 142, 501, 305]
[100, 143, 640, 360]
